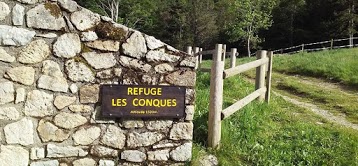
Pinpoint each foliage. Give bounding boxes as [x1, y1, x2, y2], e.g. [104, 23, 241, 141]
[269, 0, 306, 47]
[333, 0, 358, 37]
[225, 0, 276, 56]
[76, 0, 358, 53]
[155, 0, 192, 50]
[189, 0, 219, 48]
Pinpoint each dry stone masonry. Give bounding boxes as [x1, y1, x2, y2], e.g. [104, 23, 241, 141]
[0, 0, 196, 165]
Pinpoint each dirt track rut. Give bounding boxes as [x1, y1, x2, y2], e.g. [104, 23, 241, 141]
[274, 91, 358, 130]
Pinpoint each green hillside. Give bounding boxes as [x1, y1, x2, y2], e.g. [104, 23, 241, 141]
[274, 48, 358, 86]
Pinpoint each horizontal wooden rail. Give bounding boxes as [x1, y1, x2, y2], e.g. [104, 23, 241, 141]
[223, 58, 268, 79]
[273, 37, 358, 53]
[304, 47, 330, 52]
[225, 52, 239, 56]
[221, 87, 266, 120]
[333, 45, 354, 49]
[304, 40, 330, 46]
[197, 50, 215, 55]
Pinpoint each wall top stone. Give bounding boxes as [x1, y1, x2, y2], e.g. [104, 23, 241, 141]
[26, 3, 67, 30]
[71, 8, 101, 31]
[16, 0, 38, 5]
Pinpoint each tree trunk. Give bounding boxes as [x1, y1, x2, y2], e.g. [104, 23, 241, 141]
[99, 0, 119, 22]
[349, 3, 352, 47]
[350, 4, 354, 47]
[247, 35, 251, 57]
[290, 13, 294, 46]
[114, 0, 119, 22]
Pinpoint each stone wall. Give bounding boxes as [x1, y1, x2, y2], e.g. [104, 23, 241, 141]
[0, 0, 196, 165]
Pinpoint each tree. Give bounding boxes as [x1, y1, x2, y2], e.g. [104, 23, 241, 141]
[225, 0, 276, 56]
[188, 0, 218, 48]
[261, 0, 306, 50]
[98, 0, 119, 22]
[334, 0, 358, 46]
[75, 0, 105, 14]
[135, 0, 190, 49]
[277, 0, 305, 46]
[76, 0, 160, 30]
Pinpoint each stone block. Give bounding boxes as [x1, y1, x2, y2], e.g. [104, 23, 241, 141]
[170, 143, 192, 162]
[169, 123, 193, 140]
[0, 145, 29, 166]
[148, 149, 170, 161]
[80, 84, 99, 103]
[4, 118, 34, 146]
[101, 125, 126, 149]
[30, 147, 45, 160]
[121, 150, 146, 163]
[54, 112, 87, 129]
[47, 144, 88, 158]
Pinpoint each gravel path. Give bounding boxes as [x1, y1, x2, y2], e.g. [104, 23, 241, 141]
[293, 75, 358, 96]
[274, 91, 358, 130]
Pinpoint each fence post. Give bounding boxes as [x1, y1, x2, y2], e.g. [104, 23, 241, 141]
[208, 44, 224, 149]
[330, 39, 334, 50]
[222, 44, 226, 68]
[194, 47, 200, 69]
[199, 48, 203, 69]
[186, 46, 192, 56]
[265, 51, 273, 103]
[301, 44, 305, 52]
[230, 48, 237, 68]
[255, 50, 267, 102]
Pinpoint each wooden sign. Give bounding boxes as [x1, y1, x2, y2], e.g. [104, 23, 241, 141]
[100, 85, 186, 118]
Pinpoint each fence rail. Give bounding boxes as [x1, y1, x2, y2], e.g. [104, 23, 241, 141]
[222, 87, 266, 120]
[187, 45, 239, 72]
[187, 44, 273, 149]
[272, 37, 358, 55]
[223, 57, 268, 79]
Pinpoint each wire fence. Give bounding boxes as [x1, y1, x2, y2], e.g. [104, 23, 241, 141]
[271, 37, 358, 55]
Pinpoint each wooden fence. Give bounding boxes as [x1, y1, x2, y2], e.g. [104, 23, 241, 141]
[187, 44, 273, 149]
[271, 37, 358, 55]
[187, 45, 238, 72]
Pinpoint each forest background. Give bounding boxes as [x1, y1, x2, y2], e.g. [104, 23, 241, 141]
[75, 0, 357, 56]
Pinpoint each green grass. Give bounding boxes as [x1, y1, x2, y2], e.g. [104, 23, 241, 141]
[273, 48, 358, 86]
[192, 71, 358, 165]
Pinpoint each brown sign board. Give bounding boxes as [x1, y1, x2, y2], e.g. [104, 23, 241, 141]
[100, 85, 186, 118]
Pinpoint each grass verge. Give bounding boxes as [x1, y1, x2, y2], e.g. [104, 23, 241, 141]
[273, 48, 358, 86]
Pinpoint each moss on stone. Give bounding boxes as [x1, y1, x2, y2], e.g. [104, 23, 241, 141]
[81, 43, 92, 53]
[44, 3, 62, 18]
[72, 56, 83, 63]
[72, 56, 96, 74]
[95, 22, 127, 41]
